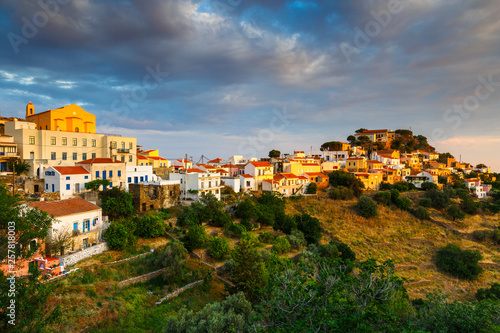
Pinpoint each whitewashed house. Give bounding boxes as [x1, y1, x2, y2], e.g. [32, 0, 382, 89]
[404, 171, 437, 188]
[170, 168, 223, 201]
[240, 174, 256, 192]
[43, 166, 91, 199]
[25, 198, 105, 253]
[125, 165, 157, 191]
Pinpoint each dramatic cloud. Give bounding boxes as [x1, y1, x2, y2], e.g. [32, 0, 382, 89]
[0, 0, 499, 170]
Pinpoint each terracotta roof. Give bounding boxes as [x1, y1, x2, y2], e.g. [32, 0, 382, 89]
[186, 168, 207, 173]
[208, 158, 224, 163]
[149, 156, 167, 160]
[301, 163, 320, 166]
[298, 176, 308, 180]
[77, 158, 123, 164]
[142, 150, 155, 153]
[347, 157, 364, 161]
[279, 173, 299, 179]
[52, 166, 90, 175]
[26, 198, 100, 217]
[221, 163, 234, 168]
[249, 161, 272, 167]
[137, 156, 148, 160]
[367, 160, 382, 164]
[304, 172, 328, 178]
[216, 169, 228, 174]
[240, 174, 253, 178]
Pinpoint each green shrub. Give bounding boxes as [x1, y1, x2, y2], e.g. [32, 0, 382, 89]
[305, 182, 317, 194]
[209, 237, 231, 260]
[472, 229, 492, 242]
[390, 189, 400, 203]
[271, 237, 291, 254]
[228, 223, 246, 236]
[104, 219, 137, 250]
[379, 182, 393, 190]
[328, 186, 354, 200]
[460, 196, 478, 215]
[435, 244, 483, 280]
[286, 229, 307, 250]
[182, 225, 208, 252]
[425, 190, 450, 209]
[355, 197, 378, 218]
[446, 205, 465, 221]
[211, 211, 233, 229]
[419, 198, 432, 207]
[274, 215, 297, 234]
[240, 218, 253, 232]
[395, 197, 412, 211]
[412, 206, 430, 220]
[393, 181, 411, 192]
[421, 182, 438, 191]
[294, 213, 322, 244]
[475, 283, 500, 301]
[134, 214, 165, 239]
[236, 199, 257, 220]
[258, 231, 276, 244]
[373, 191, 391, 206]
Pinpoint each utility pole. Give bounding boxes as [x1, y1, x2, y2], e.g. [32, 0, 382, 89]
[184, 153, 188, 200]
[109, 142, 113, 161]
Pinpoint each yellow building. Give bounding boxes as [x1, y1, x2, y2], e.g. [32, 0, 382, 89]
[137, 149, 168, 168]
[283, 161, 321, 174]
[353, 172, 383, 190]
[25, 102, 96, 133]
[346, 158, 367, 172]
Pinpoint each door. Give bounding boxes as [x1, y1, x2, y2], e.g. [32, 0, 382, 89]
[75, 183, 80, 193]
[82, 238, 88, 249]
[34, 185, 39, 193]
[51, 184, 55, 192]
[30, 152, 34, 159]
[103, 171, 107, 180]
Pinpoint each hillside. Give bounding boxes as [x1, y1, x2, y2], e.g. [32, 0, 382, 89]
[285, 192, 500, 300]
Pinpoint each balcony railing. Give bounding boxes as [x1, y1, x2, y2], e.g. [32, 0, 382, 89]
[0, 152, 18, 157]
[117, 149, 130, 153]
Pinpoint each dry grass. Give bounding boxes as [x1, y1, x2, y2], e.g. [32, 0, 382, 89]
[285, 193, 500, 300]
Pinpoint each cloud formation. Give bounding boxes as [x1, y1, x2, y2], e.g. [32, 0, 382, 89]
[0, 0, 499, 169]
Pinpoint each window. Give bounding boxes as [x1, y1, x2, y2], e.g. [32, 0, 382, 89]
[29, 136, 35, 145]
[145, 175, 148, 181]
[128, 177, 132, 183]
[46, 184, 48, 190]
[82, 139, 87, 147]
[118, 170, 121, 177]
[66, 176, 70, 180]
[112, 141, 117, 149]
[121, 156, 125, 162]
[51, 137, 56, 145]
[73, 223, 78, 231]
[109, 170, 113, 178]
[51, 152, 56, 160]
[73, 153, 77, 160]
[72, 138, 77, 146]
[92, 139, 96, 147]
[96, 171, 100, 178]
[121, 142, 125, 149]
[129, 155, 132, 162]
[84, 176, 89, 179]
[140, 176, 144, 182]
[82, 221, 85, 232]
[92, 219, 96, 226]
[129, 142, 133, 149]
[62, 137, 67, 145]
[109, 182, 112, 187]
[62, 152, 67, 160]
[82, 153, 87, 160]
[92, 153, 96, 159]
[66, 184, 70, 190]
[86, 220, 90, 230]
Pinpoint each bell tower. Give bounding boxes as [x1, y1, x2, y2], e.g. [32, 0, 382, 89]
[26, 101, 35, 118]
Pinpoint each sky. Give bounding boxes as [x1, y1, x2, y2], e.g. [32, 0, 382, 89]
[0, 0, 499, 170]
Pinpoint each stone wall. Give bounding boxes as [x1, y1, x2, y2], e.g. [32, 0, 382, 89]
[129, 183, 180, 212]
[153, 167, 170, 179]
[118, 268, 164, 287]
[42, 191, 60, 201]
[59, 242, 109, 267]
[155, 280, 204, 305]
[24, 177, 44, 195]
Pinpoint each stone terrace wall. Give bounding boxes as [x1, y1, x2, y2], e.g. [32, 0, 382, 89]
[60, 242, 109, 267]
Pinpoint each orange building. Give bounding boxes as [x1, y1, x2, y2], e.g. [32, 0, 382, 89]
[25, 102, 96, 133]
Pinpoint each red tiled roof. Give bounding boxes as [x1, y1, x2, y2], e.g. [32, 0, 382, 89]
[26, 198, 100, 217]
[279, 173, 299, 179]
[137, 156, 148, 160]
[186, 168, 206, 173]
[347, 157, 364, 161]
[301, 163, 320, 166]
[216, 169, 228, 174]
[221, 163, 234, 168]
[367, 160, 382, 164]
[208, 158, 224, 163]
[240, 174, 253, 178]
[77, 158, 123, 164]
[149, 156, 167, 160]
[304, 172, 328, 178]
[355, 129, 388, 135]
[249, 161, 272, 167]
[298, 176, 308, 180]
[142, 150, 155, 153]
[52, 166, 90, 175]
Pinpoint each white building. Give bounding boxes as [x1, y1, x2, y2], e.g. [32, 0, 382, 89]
[404, 171, 437, 188]
[221, 176, 241, 193]
[170, 168, 223, 200]
[43, 166, 91, 199]
[240, 174, 256, 192]
[308, 150, 349, 161]
[465, 178, 489, 199]
[25, 198, 105, 253]
[125, 165, 157, 191]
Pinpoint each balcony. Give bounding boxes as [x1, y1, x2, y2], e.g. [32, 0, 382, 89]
[116, 149, 130, 154]
[0, 152, 18, 158]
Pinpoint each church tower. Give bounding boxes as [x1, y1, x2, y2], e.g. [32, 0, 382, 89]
[26, 101, 35, 118]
